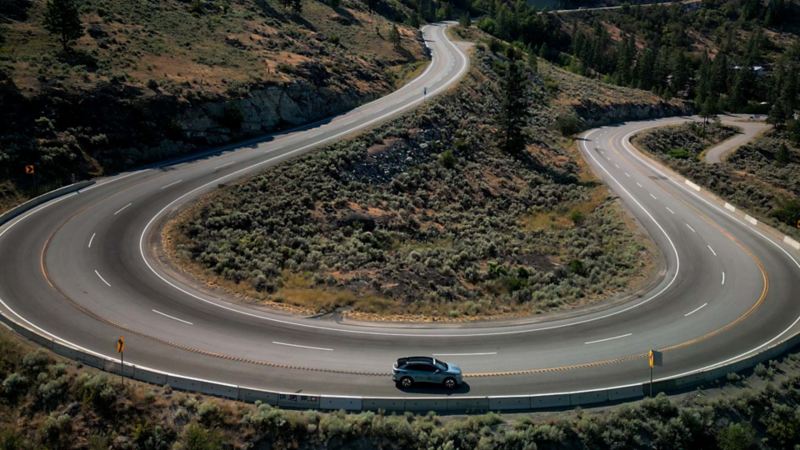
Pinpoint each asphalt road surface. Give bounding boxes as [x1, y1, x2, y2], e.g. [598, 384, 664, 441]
[1, 24, 799, 400]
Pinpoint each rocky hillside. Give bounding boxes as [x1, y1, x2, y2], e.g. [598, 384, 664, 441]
[0, 0, 426, 210]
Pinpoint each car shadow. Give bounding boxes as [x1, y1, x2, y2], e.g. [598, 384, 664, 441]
[396, 382, 471, 395]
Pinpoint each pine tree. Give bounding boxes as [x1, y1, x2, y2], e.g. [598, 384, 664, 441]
[44, 0, 83, 53]
[499, 47, 529, 156]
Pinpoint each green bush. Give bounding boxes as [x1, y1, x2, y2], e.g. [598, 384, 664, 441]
[668, 147, 692, 159]
[1, 373, 28, 402]
[555, 112, 581, 136]
[438, 149, 456, 169]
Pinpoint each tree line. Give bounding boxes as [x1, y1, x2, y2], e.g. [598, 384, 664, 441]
[471, 0, 800, 133]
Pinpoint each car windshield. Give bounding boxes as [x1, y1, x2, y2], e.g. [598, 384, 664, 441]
[434, 359, 448, 371]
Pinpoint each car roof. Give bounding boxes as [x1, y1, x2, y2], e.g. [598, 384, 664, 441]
[396, 356, 435, 366]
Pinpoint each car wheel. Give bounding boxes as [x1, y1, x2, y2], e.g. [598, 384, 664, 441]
[400, 377, 413, 388]
[443, 377, 456, 390]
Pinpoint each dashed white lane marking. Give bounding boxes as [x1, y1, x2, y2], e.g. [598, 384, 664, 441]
[721, 271, 726, 286]
[650, 193, 657, 200]
[272, 341, 333, 352]
[159, 179, 183, 190]
[152, 309, 193, 326]
[636, 182, 643, 188]
[707, 245, 717, 256]
[624, 172, 630, 177]
[614, 163, 620, 169]
[87, 233, 95, 248]
[584, 333, 632, 345]
[686, 223, 696, 233]
[684, 302, 708, 317]
[215, 161, 235, 170]
[666, 207, 675, 214]
[433, 352, 498, 357]
[94, 270, 111, 287]
[113, 203, 132, 216]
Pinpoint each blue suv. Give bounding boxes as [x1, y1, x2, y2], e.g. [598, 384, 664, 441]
[393, 356, 463, 389]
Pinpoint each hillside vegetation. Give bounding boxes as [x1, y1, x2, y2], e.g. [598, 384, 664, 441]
[634, 122, 800, 239]
[473, 0, 800, 122]
[0, 0, 426, 211]
[167, 28, 686, 321]
[2, 324, 800, 448]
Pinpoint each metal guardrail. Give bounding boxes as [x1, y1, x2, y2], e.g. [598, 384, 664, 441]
[1, 306, 798, 414]
[0, 180, 95, 227]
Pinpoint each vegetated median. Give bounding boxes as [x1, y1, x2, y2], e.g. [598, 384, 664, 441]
[632, 120, 800, 240]
[163, 28, 687, 322]
[0, 0, 427, 212]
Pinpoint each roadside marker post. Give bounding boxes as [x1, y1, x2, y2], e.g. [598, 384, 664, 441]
[648, 349, 663, 397]
[116, 336, 125, 385]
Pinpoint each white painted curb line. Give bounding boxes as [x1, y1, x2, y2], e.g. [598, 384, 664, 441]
[724, 203, 736, 212]
[745, 215, 758, 226]
[685, 179, 701, 191]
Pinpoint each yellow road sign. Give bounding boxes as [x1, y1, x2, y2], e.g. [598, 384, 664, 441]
[116, 336, 125, 353]
[24, 165, 35, 175]
[648, 349, 663, 368]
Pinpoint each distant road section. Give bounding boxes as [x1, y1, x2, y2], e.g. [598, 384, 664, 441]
[703, 115, 772, 164]
[549, 0, 700, 14]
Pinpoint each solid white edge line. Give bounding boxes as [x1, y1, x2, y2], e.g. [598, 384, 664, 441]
[707, 245, 717, 256]
[684, 302, 708, 317]
[113, 202, 132, 216]
[685, 179, 701, 191]
[584, 333, 632, 345]
[152, 309, 194, 326]
[272, 341, 333, 352]
[94, 269, 111, 287]
[87, 232, 95, 249]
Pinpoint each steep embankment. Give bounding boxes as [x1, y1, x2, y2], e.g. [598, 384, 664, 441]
[0, 0, 426, 210]
[166, 28, 688, 321]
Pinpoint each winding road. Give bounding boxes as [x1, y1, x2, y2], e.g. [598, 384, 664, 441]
[1, 24, 799, 406]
